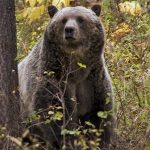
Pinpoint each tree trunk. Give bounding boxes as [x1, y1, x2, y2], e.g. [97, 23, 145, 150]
[0, 0, 22, 149]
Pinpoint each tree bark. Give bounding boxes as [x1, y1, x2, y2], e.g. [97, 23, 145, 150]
[0, 0, 22, 149]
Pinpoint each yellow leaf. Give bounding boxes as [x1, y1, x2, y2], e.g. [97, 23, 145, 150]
[52, 0, 70, 9]
[48, 111, 54, 115]
[119, 2, 131, 13]
[40, 5, 45, 14]
[29, 0, 37, 7]
[112, 23, 131, 39]
[28, 7, 41, 22]
[22, 8, 32, 18]
[27, 5, 45, 22]
[119, 1, 142, 16]
[130, 1, 142, 16]
[37, 0, 43, 4]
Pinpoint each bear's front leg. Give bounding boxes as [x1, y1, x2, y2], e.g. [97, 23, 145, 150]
[31, 79, 63, 149]
[92, 69, 116, 149]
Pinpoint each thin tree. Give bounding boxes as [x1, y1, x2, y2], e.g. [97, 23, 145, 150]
[0, 0, 22, 149]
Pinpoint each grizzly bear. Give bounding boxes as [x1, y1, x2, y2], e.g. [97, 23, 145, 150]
[18, 4, 115, 149]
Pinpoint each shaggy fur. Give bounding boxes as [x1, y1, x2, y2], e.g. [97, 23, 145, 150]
[18, 5, 115, 149]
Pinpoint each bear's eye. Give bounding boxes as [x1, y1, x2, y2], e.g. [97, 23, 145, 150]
[62, 18, 67, 24]
[77, 16, 84, 24]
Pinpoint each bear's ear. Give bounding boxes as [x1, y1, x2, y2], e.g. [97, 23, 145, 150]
[48, 5, 58, 18]
[91, 4, 101, 16]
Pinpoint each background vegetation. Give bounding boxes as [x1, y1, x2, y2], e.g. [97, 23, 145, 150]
[14, 0, 150, 149]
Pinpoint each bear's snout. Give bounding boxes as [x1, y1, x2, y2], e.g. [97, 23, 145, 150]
[65, 27, 75, 40]
[63, 19, 79, 42]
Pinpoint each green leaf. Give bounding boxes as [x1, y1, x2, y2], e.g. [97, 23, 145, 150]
[52, 112, 63, 121]
[61, 129, 81, 135]
[97, 111, 108, 119]
[61, 129, 69, 135]
[68, 130, 81, 135]
[45, 119, 51, 124]
[77, 62, 86, 68]
[85, 121, 95, 128]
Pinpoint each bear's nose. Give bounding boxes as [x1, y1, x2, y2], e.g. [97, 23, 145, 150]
[65, 27, 74, 34]
[65, 27, 75, 40]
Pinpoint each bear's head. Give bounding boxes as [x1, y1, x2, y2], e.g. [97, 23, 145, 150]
[46, 5, 104, 53]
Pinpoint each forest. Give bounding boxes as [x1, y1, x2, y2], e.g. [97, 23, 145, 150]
[0, 0, 150, 150]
